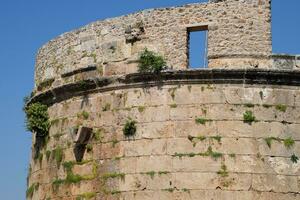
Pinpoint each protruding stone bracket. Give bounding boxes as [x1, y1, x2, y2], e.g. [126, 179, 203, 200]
[73, 126, 93, 144]
[61, 65, 97, 78]
[73, 126, 93, 162]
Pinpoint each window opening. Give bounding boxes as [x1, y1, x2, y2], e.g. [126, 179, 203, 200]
[187, 26, 208, 68]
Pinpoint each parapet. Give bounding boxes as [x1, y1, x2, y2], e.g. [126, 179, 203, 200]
[35, 0, 273, 90]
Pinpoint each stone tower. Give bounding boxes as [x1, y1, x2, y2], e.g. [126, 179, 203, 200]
[27, 0, 300, 199]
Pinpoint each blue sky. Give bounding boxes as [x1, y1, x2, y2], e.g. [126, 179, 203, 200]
[0, 0, 299, 199]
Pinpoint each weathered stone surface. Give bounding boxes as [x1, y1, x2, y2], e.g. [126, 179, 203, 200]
[34, 0, 274, 87]
[27, 0, 300, 199]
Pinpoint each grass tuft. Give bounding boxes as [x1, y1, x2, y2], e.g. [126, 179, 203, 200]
[275, 104, 287, 112]
[243, 111, 256, 124]
[284, 137, 295, 149]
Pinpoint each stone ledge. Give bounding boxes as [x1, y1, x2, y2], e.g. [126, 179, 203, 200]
[61, 65, 97, 78]
[28, 69, 300, 106]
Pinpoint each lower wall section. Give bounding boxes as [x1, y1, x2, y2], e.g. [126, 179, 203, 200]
[27, 83, 300, 199]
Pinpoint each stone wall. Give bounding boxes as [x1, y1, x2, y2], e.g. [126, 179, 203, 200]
[27, 1, 300, 199]
[34, 0, 272, 88]
[27, 77, 300, 199]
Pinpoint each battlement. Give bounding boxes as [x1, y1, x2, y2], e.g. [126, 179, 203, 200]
[35, 0, 273, 89]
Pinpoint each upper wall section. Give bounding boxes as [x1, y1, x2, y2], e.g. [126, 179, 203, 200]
[35, 0, 272, 87]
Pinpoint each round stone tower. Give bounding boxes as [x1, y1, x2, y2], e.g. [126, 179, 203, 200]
[27, 0, 300, 199]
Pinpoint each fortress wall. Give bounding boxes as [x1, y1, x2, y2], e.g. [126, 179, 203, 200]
[26, 1, 300, 199]
[35, 0, 271, 87]
[27, 83, 300, 199]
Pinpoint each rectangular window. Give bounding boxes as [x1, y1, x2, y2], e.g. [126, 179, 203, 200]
[187, 26, 208, 68]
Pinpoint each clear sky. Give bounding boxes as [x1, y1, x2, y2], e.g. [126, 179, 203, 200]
[0, 0, 299, 199]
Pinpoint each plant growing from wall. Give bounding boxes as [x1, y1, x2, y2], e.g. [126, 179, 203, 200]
[275, 104, 287, 112]
[291, 154, 299, 163]
[283, 137, 295, 149]
[53, 161, 98, 189]
[93, 129, 104, 142]
[217, 164, 229, 177]
[138, 106, 146, 113]
[168, 88, 177, 100]
[46, 150, 51, 161]
[229, 153, 236, 158]
[24, 102, 50, 159]
[137, 48, 166, 73]
[195, 117, 211, 125]
[264, 137, 280, 148]
[173, 146, 222, 160]
[211, 135, 222, 143]
[24, 103, 50, 137]
[243, 110, 256, 124]
[77, 110, 89, 120]
[53, 147, 63, 167]
[102, 172, 125, 181]
[86, 144, 93, 152]
[123, 119, 137, 137]
[145, 171, 156, 179]
[26, 183, 39, 198]
[169, 104, 177, 108]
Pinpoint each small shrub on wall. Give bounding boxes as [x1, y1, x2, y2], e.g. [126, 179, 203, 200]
[138, 49, 166, 73]
[24, 102, 50, 159]
[123, 119, 137, 137]
[24, 102, 50, 137]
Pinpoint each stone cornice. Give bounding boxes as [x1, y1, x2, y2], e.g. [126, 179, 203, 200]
[29, 69, 300, 106]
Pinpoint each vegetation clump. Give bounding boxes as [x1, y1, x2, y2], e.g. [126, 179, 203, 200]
[53, 161, 97, 188]
[168, 88, 177, 100]
[138, 49, 166, 73]
[173, 146, 222, 160]
[93, 129, 104, 142]
[217, 164, 229, 177]
[188, 135, 206, 147]
[291, 154, 299, 163]
[283, 137, 295, 149]
[123, 119, 137, 137]
[275, 104, 287, 112]
[53, 147, 63, 166]
[169, 104, 177, 108]
[86, 144, 93, 152]
[26, 183, 39, 198]
[102, 172, 125, 181]
[77, 110, 89, 120]
[264, 137, 280, 148]
[145, 171, 156, 179]
[138, 106, 146, 113]
[211, 135, 222, 143]
[195, 117, 211, 125]
[229, 153, 236, 158]
[24, 103, 50, 137]
[243, 111, 256, 124]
